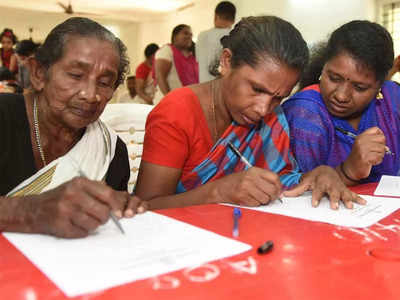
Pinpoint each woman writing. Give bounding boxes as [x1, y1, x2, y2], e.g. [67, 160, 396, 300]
[0, 17, 145, 238]
[154, 24, 198, 104]
[136, 16, 365, 210]
[282, 20, 399, 185]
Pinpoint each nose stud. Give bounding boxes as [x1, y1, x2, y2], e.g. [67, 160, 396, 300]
[96, 94, 101, 102]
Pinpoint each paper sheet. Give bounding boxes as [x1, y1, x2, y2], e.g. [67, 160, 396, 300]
[3, 212, 251, 297]
[374, 175, 400, 197]
[226, 192, 400, 228]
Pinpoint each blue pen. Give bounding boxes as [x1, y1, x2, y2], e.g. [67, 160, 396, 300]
[233, 207, 241, 238]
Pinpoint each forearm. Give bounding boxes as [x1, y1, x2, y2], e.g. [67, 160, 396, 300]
[335, 163, 360, 187]
[0, 196, 37, 233]
[145, 180, 222, 210]
[136, 89, 153, 104]
[158, 77, 170, 95]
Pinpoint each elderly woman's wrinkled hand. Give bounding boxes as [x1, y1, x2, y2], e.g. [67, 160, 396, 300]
[215, 167, 282, 207]
[32, 177, 144, 238]
[283, 166, 366, 210]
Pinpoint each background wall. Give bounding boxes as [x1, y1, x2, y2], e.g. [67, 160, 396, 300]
[0, 6, 139, 73]
[0, 0, 379, 76]
[234, 0, 376, 45]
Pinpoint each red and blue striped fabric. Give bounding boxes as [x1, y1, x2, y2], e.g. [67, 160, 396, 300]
[176, 106, 302, 193]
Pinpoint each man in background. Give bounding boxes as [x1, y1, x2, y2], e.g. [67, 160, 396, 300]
[135, 43, 159, 104]
[196, 1, 236, 82]
[118, 75, 137, 103]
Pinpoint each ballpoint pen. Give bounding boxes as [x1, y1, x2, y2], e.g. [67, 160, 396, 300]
[232, 207, 241, 238]
[77, 170, 125, 234]
[334, 126, 394, 155]
[227, 141, 283, 203]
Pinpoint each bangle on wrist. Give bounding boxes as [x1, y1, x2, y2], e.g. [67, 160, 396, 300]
[340, 162, 359, 183]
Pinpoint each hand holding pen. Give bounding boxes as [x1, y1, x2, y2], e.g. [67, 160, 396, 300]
[226, 141, 283, 205]
[77, 170, 147, 235]
[335, 126, 392, 181]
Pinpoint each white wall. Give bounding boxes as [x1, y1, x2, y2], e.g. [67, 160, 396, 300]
[234, 0, 377, 45]
[0, 0, 379, 74]
[0, 5, 140, 74]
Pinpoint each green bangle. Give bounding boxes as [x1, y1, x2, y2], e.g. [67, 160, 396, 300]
[340, 162, 359, 183]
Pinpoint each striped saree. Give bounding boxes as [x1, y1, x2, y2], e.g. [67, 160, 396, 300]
[177, 105, 302, 192]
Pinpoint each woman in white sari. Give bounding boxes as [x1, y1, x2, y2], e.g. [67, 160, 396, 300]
[0, 17, 146, 238]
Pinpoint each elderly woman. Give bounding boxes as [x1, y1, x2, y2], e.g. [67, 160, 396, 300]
[136, 16, 365, 210]
[283, 20, 400, 185]
[0, 17, 145, 238]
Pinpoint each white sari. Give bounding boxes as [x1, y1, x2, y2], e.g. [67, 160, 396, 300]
[7, 120, 117, 197]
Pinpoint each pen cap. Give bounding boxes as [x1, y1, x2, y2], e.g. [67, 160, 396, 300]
[233, 207, 242, 217]
[258, 240, 274, 254]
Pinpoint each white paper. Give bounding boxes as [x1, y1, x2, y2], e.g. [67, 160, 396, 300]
[3, 212, 251, 297]
[374, 175, 400, 197]
[225, 192, 400, 228]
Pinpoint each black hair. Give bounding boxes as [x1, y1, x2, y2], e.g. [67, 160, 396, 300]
[144, 43, 159, 58]
[299, 20, 394, 89]
[217, 16, 308, 73]
[15, 39, 40, 56]
[34, 17, 129, 88]
[0, 28, 18, 44]
[171, 24, 190, 44]
[215, 1, 236, 22]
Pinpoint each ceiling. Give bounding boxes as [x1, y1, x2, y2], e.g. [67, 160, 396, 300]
[0, 0, 197, 22]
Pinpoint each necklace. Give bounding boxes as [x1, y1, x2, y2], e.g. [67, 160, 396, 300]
[33, 97, 47, 166]
[210, 80, 218, 142]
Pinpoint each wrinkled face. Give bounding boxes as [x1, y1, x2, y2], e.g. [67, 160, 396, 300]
[1, 36, 13, 51]
[39, 36, 119, 130]
[220, 51, 300, 126]
[173, 27, 193, 49]
[320, 51, 380, 119]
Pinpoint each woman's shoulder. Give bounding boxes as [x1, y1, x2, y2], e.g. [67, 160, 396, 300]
[156, 44, 172, 59]
[283, 84, 326, 112]
[148, 87, 201, 122]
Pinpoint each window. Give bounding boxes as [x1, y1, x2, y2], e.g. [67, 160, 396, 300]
[381, 1, 400, 55]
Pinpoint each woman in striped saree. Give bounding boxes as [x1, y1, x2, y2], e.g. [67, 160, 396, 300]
[136, 16, 365, 210]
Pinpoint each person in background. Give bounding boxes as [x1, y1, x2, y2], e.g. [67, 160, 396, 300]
[196, 1, 236, 83]
[0, 17, 146, 238]
[135, 43, 159, 104]
[387, 54, 400, 81]
[15, 39, 40, 90]
[153, 24, 198, 105]
[118, 75, 137, 103]
[136, 16, 365, 211]
[282, 20, 400, 185]
[0, 28, 18, 74]
[0, 66, 19, 93]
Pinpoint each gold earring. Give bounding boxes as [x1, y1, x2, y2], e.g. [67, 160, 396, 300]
[376, 89, 384, 100]
[318, 75, 322, 81]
